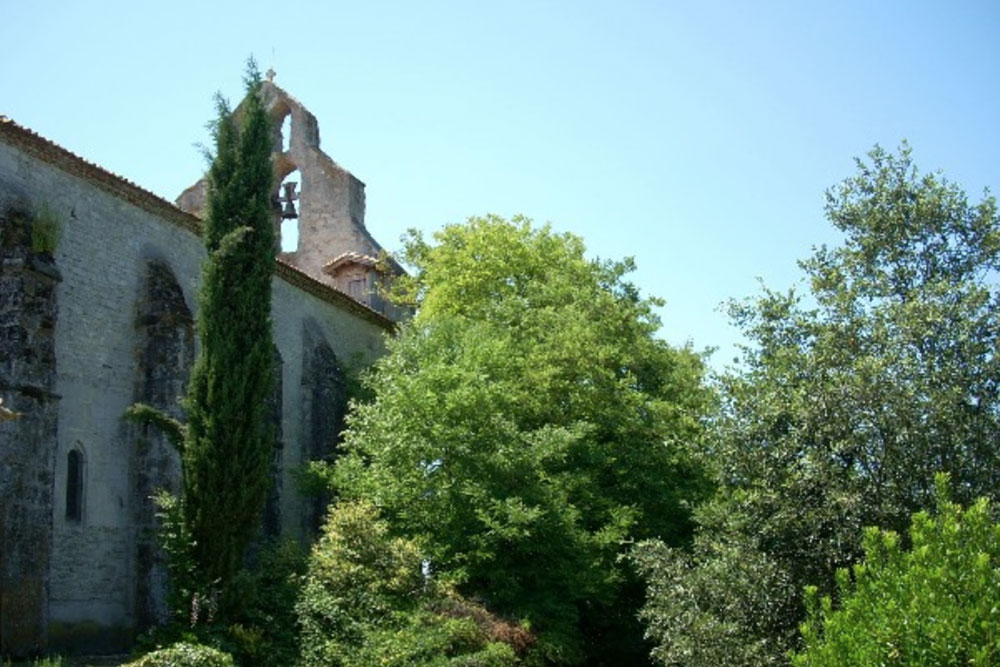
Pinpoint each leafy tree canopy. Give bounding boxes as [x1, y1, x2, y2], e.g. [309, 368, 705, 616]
[636, 144, 1000, 664]
[331, 214, 712, 663]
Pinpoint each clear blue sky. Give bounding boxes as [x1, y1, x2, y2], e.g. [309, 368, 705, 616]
[2, 0, 997, 368]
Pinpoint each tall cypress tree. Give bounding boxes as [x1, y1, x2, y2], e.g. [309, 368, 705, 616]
[182, 61, 276, 592]
[125, 61, 276, 618]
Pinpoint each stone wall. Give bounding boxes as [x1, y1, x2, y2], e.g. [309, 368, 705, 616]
[130, 259, 194, 629]
[299, 319, 348, 535]
[0, 203, 61, 656]
[0, 120, 392, 654]
[270, 276, 383, 541]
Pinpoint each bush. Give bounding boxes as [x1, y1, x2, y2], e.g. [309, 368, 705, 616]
[134, 537, 306, 667]
[791, 474, 1000, 665]
[223, 538, 306, 665]
[632, 532, 793, 666]
[125, 642, 234, 667]
[297, 500, 525, 666]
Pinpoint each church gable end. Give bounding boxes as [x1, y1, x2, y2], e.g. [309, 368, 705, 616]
[0, 80, 395, 655]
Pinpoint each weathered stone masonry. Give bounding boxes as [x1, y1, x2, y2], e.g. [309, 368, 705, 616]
[130, 259, 194, 630]
[0, 205, 60, 656]
[0, 82, 399, 656]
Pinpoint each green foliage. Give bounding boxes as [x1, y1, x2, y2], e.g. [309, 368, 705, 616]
[636, 144, 1000, 663]
[792, 474, 1000, 665]
[297, 500, 524, 666]
[0, 204, 57, 256]
[123, 58, 276, 636]
[222, 539, 307, 666]
[137, 535, 306, 667]
[30, 202, 60, 254]
[632, 530, 794, 666]
[332, 215, 712, 663]
[0, 658, 65, 667]
[125, 404, 187, 453]
[181, 58, 276, 598]
[151, 491, 202, 625]
[126, 642, 235, 667]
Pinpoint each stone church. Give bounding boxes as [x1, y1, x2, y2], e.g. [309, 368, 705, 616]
[0, 80, 401, 655]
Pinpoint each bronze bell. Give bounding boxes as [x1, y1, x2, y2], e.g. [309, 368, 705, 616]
[280, 181, 299, 219]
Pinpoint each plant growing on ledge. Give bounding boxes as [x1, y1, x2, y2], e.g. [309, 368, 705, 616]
[30, 202, 61, 254]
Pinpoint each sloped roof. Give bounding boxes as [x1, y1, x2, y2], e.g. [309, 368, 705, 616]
[0, 115, 394, 330]
[323, 251, 379, 273]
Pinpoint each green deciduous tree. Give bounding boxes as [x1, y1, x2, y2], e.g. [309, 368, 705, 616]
[633, 523, 795, 666]
[636, 144, 1000, 664]
[792, 474, 1000, 666]
[329, 215, 712, 663]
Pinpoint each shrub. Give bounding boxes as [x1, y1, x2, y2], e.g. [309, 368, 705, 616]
[134, 537, 306, 667]
[297, 500, 525, 666]
[791, 474, 1000, 665]
[222, 538, 306, 665]
[125, 642, 234, 667]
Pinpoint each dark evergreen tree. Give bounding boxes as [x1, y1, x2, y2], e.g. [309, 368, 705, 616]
[128, 62, 276, 608]
[183, 61, 276, 591]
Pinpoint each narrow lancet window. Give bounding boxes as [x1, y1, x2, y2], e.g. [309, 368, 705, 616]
[66, 448, 84, 522]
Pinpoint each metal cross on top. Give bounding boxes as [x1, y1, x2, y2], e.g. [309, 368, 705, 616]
[280, 181, 299, 219]
[266, 67, 276, 82]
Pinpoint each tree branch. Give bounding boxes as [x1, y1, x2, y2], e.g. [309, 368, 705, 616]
[125, 403, 187, 453]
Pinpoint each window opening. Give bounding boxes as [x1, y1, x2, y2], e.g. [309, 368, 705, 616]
[348, 278, 366, 300]
[280, 113, 291, 154]
[66, 447, 84, 522]
[278, 170, 300, 253]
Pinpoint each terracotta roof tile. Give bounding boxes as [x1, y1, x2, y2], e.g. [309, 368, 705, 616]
[323, 251, 379, 273]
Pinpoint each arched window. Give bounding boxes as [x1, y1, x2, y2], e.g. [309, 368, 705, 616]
[66, 447, 84, 522]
